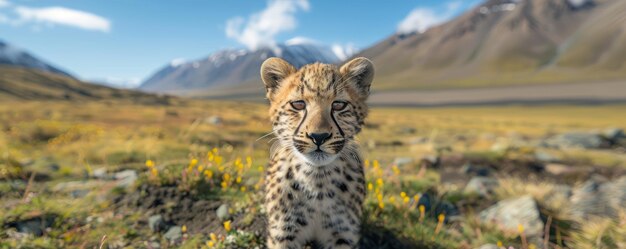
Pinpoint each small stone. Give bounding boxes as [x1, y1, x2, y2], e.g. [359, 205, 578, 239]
[420, 155, 439, 168]
[464, 177, 499, 197]
[393, 157, 413, 167]
[545, 132, 608, 149]
[534, 151, 559, 163]
[480, 195, 544, 237]
[164, 226, 182, 242]
[216, 203, 230, 221]
[148, 215, 167, 233]
[461, 163, 491, 176]
[92, 168, 108, 179]
[603, 128, 624, 142]
[476, 244, 498, 249]
[205, 116, 223, 125]
[115, 170, 137, 188]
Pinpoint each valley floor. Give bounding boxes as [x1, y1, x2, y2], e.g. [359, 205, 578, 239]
[1, 100, 625, 249]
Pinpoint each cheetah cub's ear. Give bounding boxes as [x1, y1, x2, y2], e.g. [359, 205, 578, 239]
[340, 57, 375, 100]
[260, 57, 296, 101]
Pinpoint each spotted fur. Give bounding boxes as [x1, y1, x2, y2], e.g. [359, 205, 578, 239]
[260, 57, 374, 249]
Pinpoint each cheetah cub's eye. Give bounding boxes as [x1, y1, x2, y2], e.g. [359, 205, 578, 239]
[332, 101, 348, 111]
[290, 100, 306, 110]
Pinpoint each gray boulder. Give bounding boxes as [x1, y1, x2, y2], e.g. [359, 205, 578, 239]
[476, 244, 498, 249]
[393, 157, 413, 167]
[148, 215, 167, 233]
[545, 132, 608, 149]
[216, 203, 230, 221]
[114, 170, 138, 188]
[603, 128, 624, 142]
[465, 177, 499, 197]
[164, 226, 182, 242]
[571, 175, 626, 219]
[480, 195, 544, 237]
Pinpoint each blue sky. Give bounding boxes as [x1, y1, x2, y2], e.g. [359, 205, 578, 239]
[0, 0, 479, 86]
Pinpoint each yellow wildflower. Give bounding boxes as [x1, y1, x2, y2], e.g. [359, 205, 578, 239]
[221, 181, 227, 189]
[403, 197, 410, 204]
[189, 158, 198, 167]
[206, 241, 215, 247]
[378, 202, 385, 209]
[181, 225, 187, 233]
[204, 170, 213, 179]
[497, 241, 503, 247]
[518, 224, 525, 233]
[145, 160, 155, 168]
[210, 233, 217, 242]
[376, 178, 384, 187]
[151, 168, 158, 177]
[236, 176, 242, 183]
[400, 192, 407, 198]
[392, 165, 400, 175]
[240, 186, 247, 192]
[223, 173, 231, 181]
[389, 196, 396, 204]
[438, 214, 445, 222]
[223, 220, 231, 232]
[367, 183, 373, 191]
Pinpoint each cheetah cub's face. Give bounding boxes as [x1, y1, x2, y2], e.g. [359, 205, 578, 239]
[261, 57, 374, 167]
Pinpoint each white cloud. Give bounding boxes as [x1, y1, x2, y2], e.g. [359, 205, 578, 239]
[567, 0, 593, 8]
[10, 6, 111, 32]
[0, 0, 10, 8]
[170, 58, 187, 67]
[225, 0, 309, 51]
[397, 1, 465, 34]
[331, 43, 358, 61]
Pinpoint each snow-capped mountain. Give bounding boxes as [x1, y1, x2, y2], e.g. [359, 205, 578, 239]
[357, 0, 626, 90]
[140, 41, 350, 93]
[0, 40, 73, 77]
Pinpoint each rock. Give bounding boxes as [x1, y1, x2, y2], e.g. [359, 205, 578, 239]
[216, 203, 230, 221]
[147, 241, 161, 249]
[148, 215, 167, 233]
[461, 163, 492, 177]
[393, 157, 413, 167]
[544, 163, 574, 176]
[534, 151, 560, 163]
[545, 132, 608, 149]
[415, 193, 432, 211]
[480, 195, 544, 237]
[476, 244, 498, 249]
[433, 201, 460, 221]
[92, 168, 108, 179]
[205, 116, 223, 125]
[571, 175, 626, 219]
[115, 170, 138, 188]
[420, 155, 439, 168]
[164, 226, 182, 242]
[7, 214, 57, 236]
[464, 177, 499, 197]
[603, 128, 624, 142]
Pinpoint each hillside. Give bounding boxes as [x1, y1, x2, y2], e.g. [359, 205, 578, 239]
[357, 0, 626, 90]
[0, 66, 173, 104]
[0, 40, 73, 78]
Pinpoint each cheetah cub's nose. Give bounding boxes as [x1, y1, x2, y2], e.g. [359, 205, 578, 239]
[307, 132, 331, 147]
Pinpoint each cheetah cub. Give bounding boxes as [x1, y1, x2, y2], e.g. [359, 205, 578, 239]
[260, 57, 374, 249]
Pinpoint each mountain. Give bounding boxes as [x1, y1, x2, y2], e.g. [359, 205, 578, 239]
[140, 40, 345, 95]
[0, 40, 73, 78]
[0, 66, 174, 104]
[357, 0, 626, 90]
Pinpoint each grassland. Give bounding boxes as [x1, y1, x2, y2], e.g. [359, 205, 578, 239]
[1, 99, 625, 249]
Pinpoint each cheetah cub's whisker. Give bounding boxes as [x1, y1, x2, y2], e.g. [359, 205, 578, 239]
[260, 57, 374, 249]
